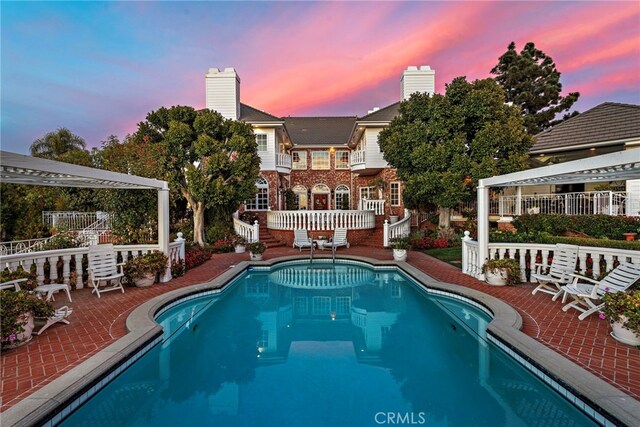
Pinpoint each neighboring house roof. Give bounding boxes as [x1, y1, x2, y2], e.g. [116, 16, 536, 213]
[531, 102, 640, 153]
[283, 116, 357, 146]
[239, 103, 283, 123]
[358, 102, 401, 123]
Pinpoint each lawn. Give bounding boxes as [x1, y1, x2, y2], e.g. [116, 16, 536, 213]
[424, 247, 462, 267]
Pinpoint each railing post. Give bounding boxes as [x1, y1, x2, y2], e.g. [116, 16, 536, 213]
[462, 231, 471, 274]
[383, 220, 389, 247]
[174, 232, 186, 261]
[253, 220, 260, 243]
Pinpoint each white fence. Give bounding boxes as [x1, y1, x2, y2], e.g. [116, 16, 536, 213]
[384, 209, 411, 247]
[461, 232, 640, 281]
[0, 240, 185, 289]
[267, 210, 375, 231]
[0, 238, 53, 256]
[233, 216, 259, 243]
[42, 211, 113, 231]
[497, 191, 634, 217]
[359, 199, 386, 215]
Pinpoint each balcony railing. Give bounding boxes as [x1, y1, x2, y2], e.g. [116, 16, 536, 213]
[276, 153, 292, 171]
[267, 210, 375, 231]
[359, 198, 385, 215]
[351, 150, 365, 165]
[496, 191, 634, 217]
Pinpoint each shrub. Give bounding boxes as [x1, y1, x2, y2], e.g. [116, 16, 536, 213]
[171, 259, 185, 277]
[40, 231, 81, 250]
[599, 291, 640, 335]
[0, 269, 37, 291]
[513, 214, 640, 240]
[432, 238, 449, 249]
[1, 290, 54, 347]
[210, 239, 234, 254]
[206, 223, 233, 243]
[124, 252, 169, 281]
[184, 245, 212, 270]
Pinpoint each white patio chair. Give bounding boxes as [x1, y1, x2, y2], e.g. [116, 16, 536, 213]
[88, 244, 125, 298]
[531, 244, 579, 301]
[34, 306, 73, 335]
[325, 228, 350, 252]
[293, 229, 314, 251]
[561, 262, 640, 320]
[34, 283, 73, 302]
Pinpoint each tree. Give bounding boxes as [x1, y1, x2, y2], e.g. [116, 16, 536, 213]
[30, 127, 88, 159]
[132, 106, 261, 244]
[378, 77, 533, 227]
[491, 41, 580, 134]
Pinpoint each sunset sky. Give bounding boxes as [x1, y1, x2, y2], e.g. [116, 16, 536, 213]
[2, 1, 639, 154]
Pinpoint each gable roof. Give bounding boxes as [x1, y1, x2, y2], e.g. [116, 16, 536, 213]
[358, 102, 401, 123]
[239, 103, 283, 123]
[283, 117, 357, 146]
[531, 102, 640, 153]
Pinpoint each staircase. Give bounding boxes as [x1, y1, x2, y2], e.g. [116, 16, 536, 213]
[360, 216, 386, 247]
[259, 228, 286, 249]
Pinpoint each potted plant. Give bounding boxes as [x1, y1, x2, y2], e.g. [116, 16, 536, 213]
[0, 269, 37, 290]
[124, 252, 169, 287]
[246, 241, 266, 261]
[481, 258, 521, 286]
[1, 290, 54, 349]
[389, 236, 410, 262]
[599, 290, 640, 346]
[234, 234, 247, 253]
[622, 232, 637, 241]
[389, 209, 399, 224]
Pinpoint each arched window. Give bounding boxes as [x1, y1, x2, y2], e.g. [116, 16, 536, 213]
[292, 185, 307, 210]
[335, 185, 350, 210]
[245, 177, 269, 211]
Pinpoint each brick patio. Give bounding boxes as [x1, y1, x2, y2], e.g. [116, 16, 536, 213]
[1, 247, 638, 414]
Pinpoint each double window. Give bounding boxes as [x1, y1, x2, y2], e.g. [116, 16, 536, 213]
[335, 151, 349, 169]
[255, 134, 268, 152]
[245, 177, 269, 210]
[311, 151, 330, 170]
[292, 151, 307, 169]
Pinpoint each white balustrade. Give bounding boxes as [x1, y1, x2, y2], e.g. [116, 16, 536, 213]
[351, 150, 366, 165]
[267, 210, 375, 231]
[359, 199, 386, 215]
[496, 191, 631, 217]
[383, 209, 411, 247]
[42, 211, 113, 231]
[276, 153, 292, 170]
[461, 233, 640, 281]
[233, 217, 259, 242]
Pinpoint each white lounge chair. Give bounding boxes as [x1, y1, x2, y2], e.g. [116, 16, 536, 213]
[34, 283, 73, 302]
[325, 228, 350, 253]
[561, 262, 640, 320]
[88, 244, 125, 298]
[531, 244, 579, 300]
[34, 306, 73, 335]
[293, 229, 314, 251]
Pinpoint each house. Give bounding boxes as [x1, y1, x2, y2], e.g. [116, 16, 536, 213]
[205, 66, 435, 228]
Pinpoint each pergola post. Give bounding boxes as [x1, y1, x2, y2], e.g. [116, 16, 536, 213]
[477, 182, 490, 279]
[158, 186, 172, 282]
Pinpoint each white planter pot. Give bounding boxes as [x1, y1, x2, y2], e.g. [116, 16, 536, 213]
[485, 269, 508, 286]
[611, 317, 640, 346]
[250, 252, 263, 261]
[4, 313, 34, 349]
[235, 245, 246, 254]
[135, 273, 155, 288]
[393, 249, 407, 262]
[389, 215, 399, 224]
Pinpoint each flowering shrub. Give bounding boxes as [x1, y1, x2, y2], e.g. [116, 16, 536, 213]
[40, 231, 81, 250]
[185, 245, 212, 270]
[432, 238, 450, 249]
[599, 290, 640, 335]
[1, 290, 54, 348]
[410, 236, 433, 250]
[0, 269, 37, 290]
[171, 259, 185, 277]
[211, 239, 234, 254]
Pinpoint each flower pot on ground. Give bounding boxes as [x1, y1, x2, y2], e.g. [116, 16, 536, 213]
[234, 235, 247, 253]
[481, 258, 521, 286]
[246, 242, 266, 261]
[623, 232, 637, 241]
[599, 290, 640, 346]
[1, 290, 54, 349]
[389, 236, 410, 262]
[389, 215, 399, 224]
[124, 252, 169, 287]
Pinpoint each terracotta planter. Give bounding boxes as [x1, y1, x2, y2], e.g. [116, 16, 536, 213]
[393, 249, 407, 262]
[250, 252, 263, 261]
[623, 233, 637, 241]
[485, 269, 509, 286]
[235, 245, 246, 254]
[135, 273, 155, 288]
[611, 317, 640, 346]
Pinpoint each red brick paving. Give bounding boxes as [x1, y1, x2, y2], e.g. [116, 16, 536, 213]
[1, 247, 638, 413]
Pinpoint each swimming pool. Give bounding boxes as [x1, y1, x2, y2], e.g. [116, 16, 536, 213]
[56, 260, 602, 426]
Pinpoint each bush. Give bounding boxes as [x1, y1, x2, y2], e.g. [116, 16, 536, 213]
[210, 239, 234, 254]
[489, 230, 640, 250]
[599, 290, 640, 334]
[0, 269, 37, 290]
[184, 245, 212, 270]
[40, 231, 81, 250]
[432, 238, 449, 249]
[513, 214, 640, 240]
[171, 259, 185, 277]
[124, 252, 169, 281]
[206, 223, 233, 243]
[1, 290, 54, 347]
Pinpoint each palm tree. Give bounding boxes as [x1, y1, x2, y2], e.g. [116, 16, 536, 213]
[30, 128, 87, 159]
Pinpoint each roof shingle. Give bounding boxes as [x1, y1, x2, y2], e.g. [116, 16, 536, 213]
[358, 102, 401, 122]
[283, 117, 356, 146]
[239, 103, 283, 123]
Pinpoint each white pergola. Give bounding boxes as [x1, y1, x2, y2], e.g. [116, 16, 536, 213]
[0, 150, 172, 279]
[477, 149, 640, 273]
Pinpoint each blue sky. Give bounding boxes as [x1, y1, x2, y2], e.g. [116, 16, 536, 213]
[2, 1, 639, 154]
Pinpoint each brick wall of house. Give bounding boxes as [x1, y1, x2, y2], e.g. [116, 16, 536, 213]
[269, 228, 379, 247]
[354, 169, 405, 218]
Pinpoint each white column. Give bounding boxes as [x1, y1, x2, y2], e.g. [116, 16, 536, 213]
[515, 186, 522, 216]
[477, 183, 490, 280]
[158, 186, 172, 282]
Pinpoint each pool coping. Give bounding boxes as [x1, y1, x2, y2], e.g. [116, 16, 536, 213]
[2, 254, 639, 426]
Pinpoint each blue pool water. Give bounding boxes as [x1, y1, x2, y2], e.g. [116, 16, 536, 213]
[61, 261, 597, 426]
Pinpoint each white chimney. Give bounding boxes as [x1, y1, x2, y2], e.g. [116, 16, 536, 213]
[401, 65, 435, 101]
[205, 67, 241, 120]
[367, 107, 380, 115]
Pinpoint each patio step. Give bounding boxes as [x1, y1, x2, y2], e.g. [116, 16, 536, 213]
[259, 229, 286, 248]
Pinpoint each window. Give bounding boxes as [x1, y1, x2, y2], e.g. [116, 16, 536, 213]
[360, 186, 375, 201]
[256, 134, 268, 152]
[391, 283, 402, 298]
[312, 296, 331, 315]
[390, 182, 401, 206]
[292, 151, 307, 169]
[292, 185, 308, 210]
[257, 329, 269, 349]
[311, 151, 330, 170]
[335, 151, 349, 169]
[245, 177, 269, 210]
[335, 296, 351, 315]
[294, 297, 308, 315]
[335, 184, 350, 210]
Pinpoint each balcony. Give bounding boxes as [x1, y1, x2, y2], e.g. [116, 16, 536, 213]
[276, 153, 292, 174]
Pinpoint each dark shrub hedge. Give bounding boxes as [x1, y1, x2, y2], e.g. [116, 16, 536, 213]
[512, 214, 639, 240]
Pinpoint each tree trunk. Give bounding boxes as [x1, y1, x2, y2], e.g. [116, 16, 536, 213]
[193, 202, 206, 245]
[438, 207, 451, 228]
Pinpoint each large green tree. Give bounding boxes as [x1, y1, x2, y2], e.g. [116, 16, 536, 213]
[378, 77, 533, 227]
[133, 106, 261, 244]
[30, 127, 88, 160]
[491, 41, 580, 135]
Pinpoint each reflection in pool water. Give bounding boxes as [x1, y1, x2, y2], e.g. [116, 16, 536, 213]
[61, 262, 596, 426]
